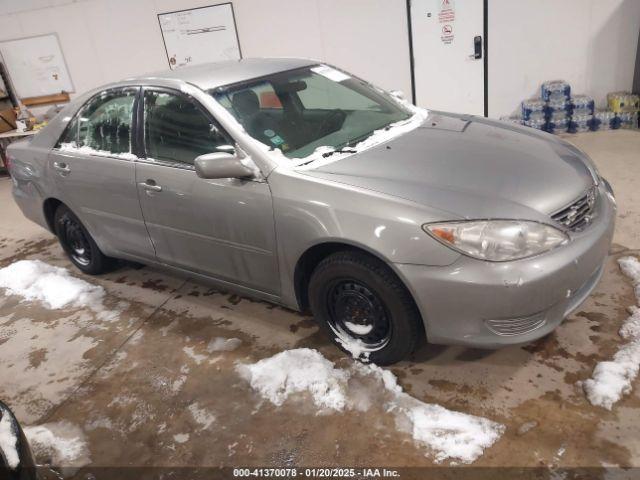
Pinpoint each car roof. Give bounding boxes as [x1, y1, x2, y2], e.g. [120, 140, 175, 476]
[127, 57, 318, 91]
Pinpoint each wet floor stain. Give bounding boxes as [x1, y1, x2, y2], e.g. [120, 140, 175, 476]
[1, 222, 640, 470]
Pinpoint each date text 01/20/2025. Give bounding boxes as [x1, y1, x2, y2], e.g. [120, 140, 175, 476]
[233, 468, 401, 477]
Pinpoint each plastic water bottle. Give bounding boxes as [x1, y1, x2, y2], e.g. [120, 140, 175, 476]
[546, 97, 569, 117]
[618, 112, 638, 129]
[593, 110, 614, 130]
[572, 113, 592, 133]
[522, 99, 546, 120]
[571, 95, 595, 115]
[524, 118, 546, 130]
[547, 111, 569, 134]
[607, 92, 640, 113]
[541, 80, 570, 102]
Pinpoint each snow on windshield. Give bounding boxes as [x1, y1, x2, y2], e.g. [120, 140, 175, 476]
[292, 97, 428, 170]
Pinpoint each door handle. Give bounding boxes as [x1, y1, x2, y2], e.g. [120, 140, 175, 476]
[469, 35, 482, 59]
[53, 161, 70, 174]
[139, 180, 162, 192]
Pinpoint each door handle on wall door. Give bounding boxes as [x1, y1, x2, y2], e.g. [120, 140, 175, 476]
[469, 35, 482, 60]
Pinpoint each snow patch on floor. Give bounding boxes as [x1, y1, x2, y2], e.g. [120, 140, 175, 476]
[173, 433, 189, 444]
[188, 403, 216, 430]
[0, 404, 19, 469]
[0, 314, 100, 423]
[0, 260, 115, 320]
[24, 421, 90, 467]
[207, 337, 242, 352]
[237, 348, 350, 411]
[237, 348, 504, 464]
[583, 256, 640, 410]
[183, 346, 208, 365]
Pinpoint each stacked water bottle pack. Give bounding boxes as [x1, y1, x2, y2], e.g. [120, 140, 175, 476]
[607, 92, 640, 129]
[508, 80, 639, 134]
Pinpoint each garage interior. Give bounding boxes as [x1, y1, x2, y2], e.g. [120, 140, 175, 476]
[1, 0, 640, 477]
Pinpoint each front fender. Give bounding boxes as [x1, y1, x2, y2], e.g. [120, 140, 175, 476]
[269, 168, 461, 309]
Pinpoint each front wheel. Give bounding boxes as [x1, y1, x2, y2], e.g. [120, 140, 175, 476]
[54, 205, 113, 274]
[308, 251, 424, 365]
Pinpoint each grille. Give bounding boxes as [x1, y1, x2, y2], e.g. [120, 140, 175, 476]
[485, 313, 547, 336]
[551, 186, 598, 231]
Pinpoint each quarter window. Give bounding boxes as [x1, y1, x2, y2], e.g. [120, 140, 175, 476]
[144, 90, 229, 165]
[75, 89, 137, 154]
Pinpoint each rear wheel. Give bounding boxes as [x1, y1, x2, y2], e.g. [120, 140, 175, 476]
[54, 205, 113, 274]
[308, 251, 424, 365]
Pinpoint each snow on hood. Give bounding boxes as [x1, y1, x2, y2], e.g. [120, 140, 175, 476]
[303, 112, 595, 218]
[236, 348, 504, 464]
[583, 256, 640, 410]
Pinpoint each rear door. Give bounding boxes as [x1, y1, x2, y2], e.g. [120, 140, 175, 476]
[48, 87, 156, 260]
[135, 87, 279, 294]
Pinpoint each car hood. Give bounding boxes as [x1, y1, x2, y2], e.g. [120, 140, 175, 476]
[302, 112, 596, 221]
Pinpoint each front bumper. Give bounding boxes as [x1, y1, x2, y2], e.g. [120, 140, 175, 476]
[395, 183, 616, 348]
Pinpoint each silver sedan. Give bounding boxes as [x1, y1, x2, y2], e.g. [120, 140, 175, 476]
[7, 58, 616, 365]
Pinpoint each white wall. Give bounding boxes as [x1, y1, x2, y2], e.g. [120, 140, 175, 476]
[0, 0, 638, 119]
[0, 0, 412, 106]
[488, 0, 640, 118]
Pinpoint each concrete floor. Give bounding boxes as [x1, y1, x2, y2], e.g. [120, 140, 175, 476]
[1, 129, 639, 474]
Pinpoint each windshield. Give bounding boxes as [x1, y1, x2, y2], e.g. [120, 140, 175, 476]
[210, 65, 412, 160]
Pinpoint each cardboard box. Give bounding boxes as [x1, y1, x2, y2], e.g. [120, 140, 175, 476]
[0, 108, 16, 133]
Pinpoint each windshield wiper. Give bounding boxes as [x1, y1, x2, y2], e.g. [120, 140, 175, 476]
[344, 125, 393, 148]
[322, 147, 357, 158]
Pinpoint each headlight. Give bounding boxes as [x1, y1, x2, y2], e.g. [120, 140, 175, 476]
[423, 220, 569, 261]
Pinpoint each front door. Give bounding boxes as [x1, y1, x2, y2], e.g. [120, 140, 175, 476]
[135, 88, 279, 294]
[410, 0, 485, 115]
[48, 87, 156, 260]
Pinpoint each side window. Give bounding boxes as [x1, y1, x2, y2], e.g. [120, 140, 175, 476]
[144, 90, 229, 165]
[77, 89, 136, 154]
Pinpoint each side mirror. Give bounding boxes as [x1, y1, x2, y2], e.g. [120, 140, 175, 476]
[194, 152, 255, 180]
[0, 401, 36, 479]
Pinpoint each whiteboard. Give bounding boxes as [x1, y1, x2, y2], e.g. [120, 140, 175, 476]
[158, 3, 242, 70]
[0, 33, 74, 99]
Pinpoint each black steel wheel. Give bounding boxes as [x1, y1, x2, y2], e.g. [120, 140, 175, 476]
[326, 279, 392, 350]
[308, 250, 424, 365]
[54, 204, 113, 274]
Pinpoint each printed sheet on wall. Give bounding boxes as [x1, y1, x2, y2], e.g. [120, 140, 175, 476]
[0, 33, 74, 99]
[158, 3, 241, 70]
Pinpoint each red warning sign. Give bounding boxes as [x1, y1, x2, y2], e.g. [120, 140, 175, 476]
[438, 0, 455, 23]
[441, 24, 454, 44]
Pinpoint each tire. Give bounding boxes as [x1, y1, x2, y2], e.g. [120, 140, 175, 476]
[308, 250, 424, 365]
[54, 204, 113, 274]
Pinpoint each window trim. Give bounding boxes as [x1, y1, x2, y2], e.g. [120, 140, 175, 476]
[54, 86, 141, 161]
[137, 86, 235, 171]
